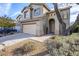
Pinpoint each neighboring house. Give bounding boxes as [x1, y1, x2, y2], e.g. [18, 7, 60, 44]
[13, 20, 21, 32]
[16, 3, 71, 36]
[16, 15, 21, 27]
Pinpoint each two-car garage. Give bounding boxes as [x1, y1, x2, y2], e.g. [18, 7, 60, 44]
[22, 23, 37, 35]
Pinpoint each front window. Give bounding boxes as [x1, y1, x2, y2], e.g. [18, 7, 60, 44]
[62, 11, 68, 19]
[26, 11, 30, 17]
[24, 10, 30, 19]
[34, 8, 41, 16]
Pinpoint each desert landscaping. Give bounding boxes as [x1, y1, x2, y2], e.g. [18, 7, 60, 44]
[0, 33, 78, 56]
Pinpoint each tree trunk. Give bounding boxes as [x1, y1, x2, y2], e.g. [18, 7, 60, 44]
[53, 3, 66, 35]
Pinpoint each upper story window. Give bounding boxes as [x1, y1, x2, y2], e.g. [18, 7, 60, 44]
[24, 12, 26, 19]
[64, 13, 68, 19]
[26, 11, 30, 17]
[62, 11, 68, 19]
[24, 10, 30, 19]
[34, 8, 41, 16]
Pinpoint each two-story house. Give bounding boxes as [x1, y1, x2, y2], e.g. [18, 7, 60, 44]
[16, 3, 71, 36]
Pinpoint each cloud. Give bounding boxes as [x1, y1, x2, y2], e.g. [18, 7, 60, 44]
[71, 11, 79, 15]
[70, 5, 79, 15]
[70, 14, 77, 22]
[10, 11, 20, 17]
[5, 3, 12, 15]
[0, 4, 6, 16]
[0, 3, 12, 16]
[70, 5, 79, 22]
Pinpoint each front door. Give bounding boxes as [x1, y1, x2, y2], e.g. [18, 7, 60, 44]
[49, 19, 55, 34]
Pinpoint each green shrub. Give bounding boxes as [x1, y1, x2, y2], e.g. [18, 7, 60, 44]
[44, 33, 79, 56]
[71, 23, 79, 33]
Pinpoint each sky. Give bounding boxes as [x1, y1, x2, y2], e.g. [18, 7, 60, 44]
[0, 3, 79, 23]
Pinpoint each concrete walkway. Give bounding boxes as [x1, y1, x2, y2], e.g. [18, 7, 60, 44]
[0, 33, 52, 50]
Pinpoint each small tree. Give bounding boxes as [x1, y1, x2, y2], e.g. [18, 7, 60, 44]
[0, 16, 16, 29]
[0, 16, 16, 35]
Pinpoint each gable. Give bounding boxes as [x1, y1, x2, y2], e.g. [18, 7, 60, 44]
[29, 3, 50, 16]
[42, 5, 49, 14]
[21, 3, 50, 12]
[30, 3, 50, 10]
[21, 3, 51, 19]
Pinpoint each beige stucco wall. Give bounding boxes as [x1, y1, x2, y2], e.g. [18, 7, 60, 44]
[36, 20, 44, 36]
[42, 6, 49, 14]
[35, 16, 48, 36]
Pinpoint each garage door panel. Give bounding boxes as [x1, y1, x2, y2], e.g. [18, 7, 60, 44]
[23, 24, 36, 35]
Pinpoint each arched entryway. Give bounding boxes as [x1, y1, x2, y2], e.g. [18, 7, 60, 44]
[49, 19, 55, 34]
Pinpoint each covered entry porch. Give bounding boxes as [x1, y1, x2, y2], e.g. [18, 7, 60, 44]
[44, 18, 60, 35]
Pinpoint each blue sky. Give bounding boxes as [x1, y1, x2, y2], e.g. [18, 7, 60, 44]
[0, 3, 29, 19]
[0, 3, 79, 23]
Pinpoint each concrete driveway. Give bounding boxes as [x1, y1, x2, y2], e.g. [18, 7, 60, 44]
[0, 33, 52, 50]
[0, 33, 34, 43]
